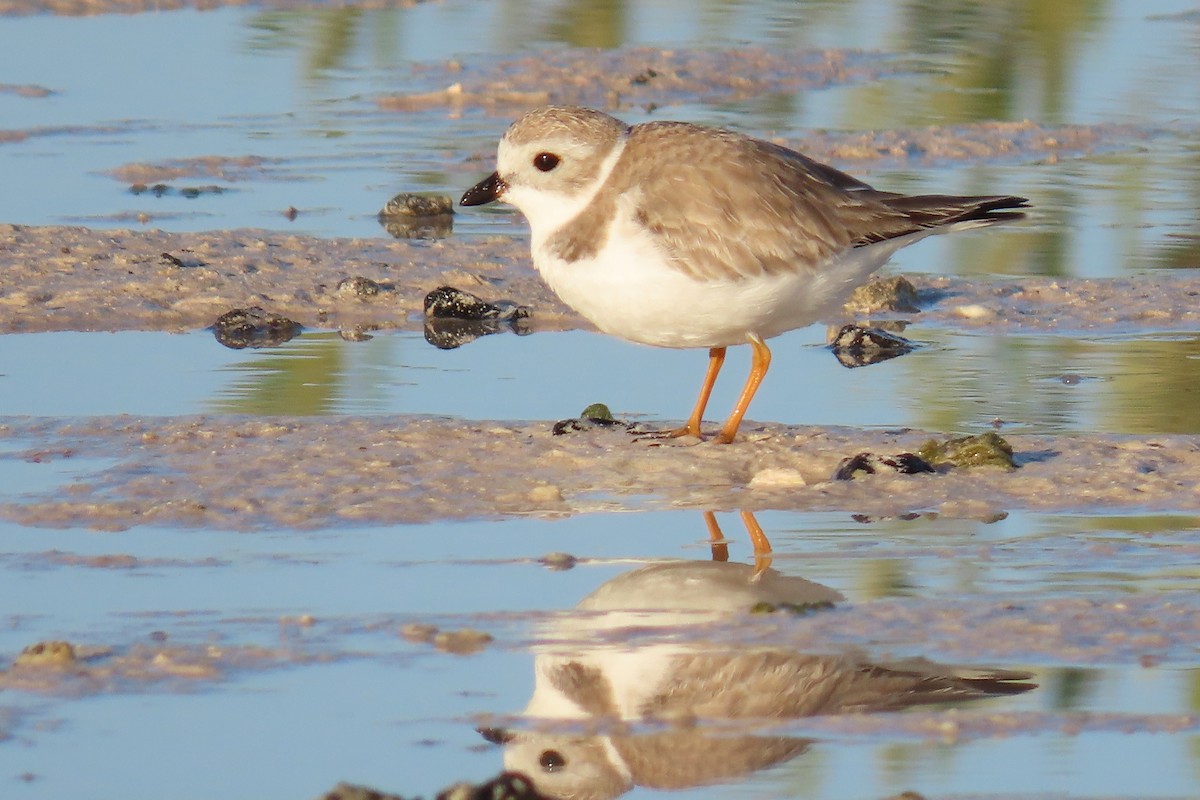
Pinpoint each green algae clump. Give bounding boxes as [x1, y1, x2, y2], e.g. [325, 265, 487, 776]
[917, 432, 1016, 471]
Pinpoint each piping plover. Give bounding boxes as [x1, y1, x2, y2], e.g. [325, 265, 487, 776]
[481, 515, 1034, 799]
[462, 106, 1028, 442]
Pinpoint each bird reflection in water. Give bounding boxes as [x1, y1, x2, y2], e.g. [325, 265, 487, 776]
[480, 511, 1034, 800]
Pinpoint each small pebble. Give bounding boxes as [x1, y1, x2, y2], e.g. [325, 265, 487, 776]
[936, 499, 1008, 522]
[150, 652, 218, 678]
[436, 772, 547, 800]
[527, 484, 564, 504]
[336, 276, 383, 298]
[579, 402, 614, 422]
[433, 628, 493, 655]
[918, 432, 1015, 471]
[423, 318, 507, 350]
[834, 452, 935, 481]
[844, 275, 921, 313]
[378, 193, 455, 238]
[15, 640, 78, 668]
[953, 303, 996, 320]
[828, 324, 916, 368]
[551, 402, 630, 435]
[339, 326, 377, 342]
[314, 782, 409, 800]
[748, 467, 807, 488]
[423, 285, 528, 321]
[378, 192, 454, 218]
[400, 623, 439, 643]
[539, 552, 578, 571]
[212, 306, 302, 350]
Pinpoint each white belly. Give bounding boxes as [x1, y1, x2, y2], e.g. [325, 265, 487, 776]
[532, 212, 898, 349]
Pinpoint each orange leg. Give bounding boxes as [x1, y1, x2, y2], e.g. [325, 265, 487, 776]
[703, 510, 730, 562]
[715, 334, 772, 444]
[740, 510, 774, 577]
[667, 346, 726, 439]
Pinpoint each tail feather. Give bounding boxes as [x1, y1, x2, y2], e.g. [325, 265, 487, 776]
[855, 194, 1030, 246]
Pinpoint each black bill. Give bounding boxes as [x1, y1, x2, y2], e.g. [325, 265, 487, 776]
[476, 726, 515, 744]
[460, 171, 507, 206]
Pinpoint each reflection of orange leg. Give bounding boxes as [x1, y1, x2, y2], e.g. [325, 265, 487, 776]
[741, 510, 773, 577]
[715, 334, 771, 445]
[703, 510, 729, 562]
[668, 347, 726, 439]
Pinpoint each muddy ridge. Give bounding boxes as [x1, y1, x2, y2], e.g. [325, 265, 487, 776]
[2, 224, 1199, 336]
[3, 415, 1199, 530]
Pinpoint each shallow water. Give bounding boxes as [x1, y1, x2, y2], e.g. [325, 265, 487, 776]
[5, 326, 1200, 436]
[2, 1, 1200, 799]
[1, 509, 1198, 797]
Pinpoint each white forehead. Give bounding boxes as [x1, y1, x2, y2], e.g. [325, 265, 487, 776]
[497, 106, 628, 168]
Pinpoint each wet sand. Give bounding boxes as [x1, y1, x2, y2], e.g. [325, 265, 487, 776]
[3, 223, 1199, 336]
[3, 414, 1200, 530]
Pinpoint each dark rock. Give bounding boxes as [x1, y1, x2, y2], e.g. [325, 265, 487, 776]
[378, 193, 455, 239]
[423, 286, 530, 349]
[212, 307, 302, 350]
[379, 192, 454, 218]
[336, 276, 384, 298]
[312, 782, 412, 800]
[844, 275, 921, 314]
[424, 286, 528, 321]
[437, 773, 550, 800]
[829, 324, 916, 368]
[423, 317, 528, 350]
[538, 552, 578, 571]
[833, 452, 935, 480]
[552, 403, 631, 435]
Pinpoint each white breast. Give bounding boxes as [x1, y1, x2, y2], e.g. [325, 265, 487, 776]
[532, 199, 896, 349]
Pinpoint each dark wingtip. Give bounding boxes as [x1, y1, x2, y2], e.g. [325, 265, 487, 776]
[916, 194, 1032, 226]
[855, 193, 1032, 246]
[975, 195, 1030, 226]
[979, 195, 1031, 213]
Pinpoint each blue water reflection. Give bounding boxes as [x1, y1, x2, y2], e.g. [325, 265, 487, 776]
[4, 327, 1200, 435]
[0, 508, 1196, 798]
[0, 0, 1197, 275]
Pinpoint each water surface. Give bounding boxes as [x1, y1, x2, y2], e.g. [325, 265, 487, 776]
[2, 2, 1199, 799]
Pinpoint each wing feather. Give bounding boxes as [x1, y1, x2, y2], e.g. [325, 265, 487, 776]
[609, 123, 895, 281]
[550, 121, 1029, 283]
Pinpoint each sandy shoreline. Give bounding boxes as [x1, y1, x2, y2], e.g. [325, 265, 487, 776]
[2, 224, 1199, 336]
[3, 414, 1199, 529]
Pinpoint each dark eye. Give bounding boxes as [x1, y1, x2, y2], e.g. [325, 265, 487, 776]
[539, 749, 566, 773]
[533, 152, 560, 172]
